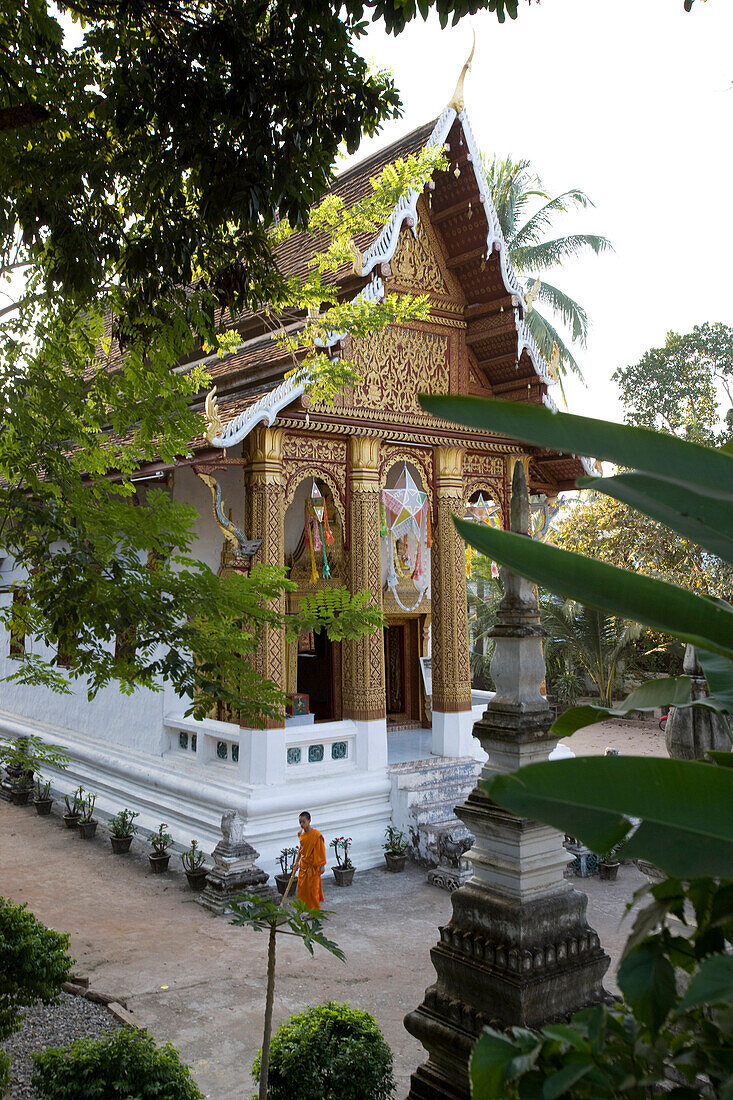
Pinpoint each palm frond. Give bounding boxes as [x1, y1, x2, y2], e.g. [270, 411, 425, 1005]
[482, 154, 547, 244]
[513, 235, 612, 271]
[531, 278, 588, 344]
[510, 190, 596, 248]
[525, 308, 583, 384]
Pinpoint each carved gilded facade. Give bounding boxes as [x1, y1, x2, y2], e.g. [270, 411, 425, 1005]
[351, 327, 449, 415]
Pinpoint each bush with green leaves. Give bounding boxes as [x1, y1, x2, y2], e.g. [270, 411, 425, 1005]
[253, 1001, 394, 1100]
[0, 898, 73, 1093]
[31, 1027, 202, 1099]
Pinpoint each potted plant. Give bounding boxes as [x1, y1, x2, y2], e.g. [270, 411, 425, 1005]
[330, 836, 355, 886]
[597, 844, 621, 881]
[63, 786, 85, 829]
[383, 825, 408, 872]
[147, 822, 173, 873]
[33, 776, 54, 816]
[76, 790, 98, 839]
[109, 808, 139, 854]
[180, 839, 209, 890]
[274, 847, 299, 896]
[0, 734, 69, 805]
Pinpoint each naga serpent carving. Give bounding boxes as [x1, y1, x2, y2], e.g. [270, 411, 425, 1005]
[193, 468, 262, 569]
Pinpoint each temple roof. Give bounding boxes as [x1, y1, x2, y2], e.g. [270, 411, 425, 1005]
[187, 103, 592, 491]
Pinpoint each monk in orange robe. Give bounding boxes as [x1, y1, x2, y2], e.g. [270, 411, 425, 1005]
[295, 811, 326, 910]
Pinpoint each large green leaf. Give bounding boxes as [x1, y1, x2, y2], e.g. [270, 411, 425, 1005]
[550, 677, 692, 738]
[676, 953, 733, 1012]
[483, 757, 733, 878]
[617, 942, 677, 1032]
[577, 471, 733, 563]
[697, 651, 733, 715]
[421, 396, 733, 499]
[453, 520, 733, 662]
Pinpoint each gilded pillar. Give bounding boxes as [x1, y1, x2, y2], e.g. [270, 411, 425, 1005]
[245, 426, 285, 730]
[431, 446, 472, 754]
[342, 436, 386, 726]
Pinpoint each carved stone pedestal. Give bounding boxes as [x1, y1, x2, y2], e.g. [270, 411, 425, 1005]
[427, 862, 472, 893]
[199, 810, 273, 915]
[404, 465, 609, 1100]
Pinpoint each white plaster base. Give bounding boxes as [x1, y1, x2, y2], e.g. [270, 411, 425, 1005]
[431, 710, 483, 759]
[0, 708, 392, 879]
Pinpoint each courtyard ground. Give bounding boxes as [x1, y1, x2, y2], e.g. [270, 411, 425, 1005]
[0, 716, 664, 1099]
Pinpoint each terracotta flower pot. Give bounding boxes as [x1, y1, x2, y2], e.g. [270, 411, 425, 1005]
[598, 861, 620, 882]
[63, 812, 81, 830]
[110, 835, 133, 854]
[384, 851, 407, 873]
[184, 868, 209, 891]
[149, 852, 170, 874]
[34, 798, 53, 816]
[77, 820, 98, 839]
[332, 865, 355, 887]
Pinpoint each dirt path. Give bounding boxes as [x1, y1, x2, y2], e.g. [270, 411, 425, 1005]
[0, 722, 659, 1098]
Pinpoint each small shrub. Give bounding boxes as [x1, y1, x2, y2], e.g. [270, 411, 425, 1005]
[0, 898, 72, 1043]
[31, 1027, 203, 1099]
[253, 1001, 394, 1100]
[0, 1049, 10, 1096]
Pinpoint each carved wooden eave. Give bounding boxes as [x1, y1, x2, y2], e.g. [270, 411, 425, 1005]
[198, 104, 595, 486]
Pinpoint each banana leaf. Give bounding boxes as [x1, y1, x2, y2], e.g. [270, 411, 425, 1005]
[421, 395, 733, 502]
[453, 520, 733, 662]
[483, 756, 733, 879]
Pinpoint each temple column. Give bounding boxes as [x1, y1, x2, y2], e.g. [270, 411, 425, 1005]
[342, 435, 387, 771]
[404, 464, 609, 1100]
[242, 426, 286, 785]
[431, 446, 474, 757]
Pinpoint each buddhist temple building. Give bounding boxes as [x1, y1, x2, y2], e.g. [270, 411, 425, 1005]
[0, 94, 590, 872]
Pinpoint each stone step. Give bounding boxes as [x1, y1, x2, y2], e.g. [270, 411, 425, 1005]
[391, 761, 480, 791]
[412, 799, 469, 826]
[402, 777, 478, 807]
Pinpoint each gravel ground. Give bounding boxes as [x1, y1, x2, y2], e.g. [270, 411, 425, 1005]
[1, 993, 121, 1099]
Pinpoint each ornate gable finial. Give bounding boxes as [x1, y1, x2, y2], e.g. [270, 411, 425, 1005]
[448, 30, 476, 113]
[204, 386, 223, 444]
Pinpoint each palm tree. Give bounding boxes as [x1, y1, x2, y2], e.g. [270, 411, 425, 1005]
[484, 156, 612, 384]
[541, 595, 642, 708]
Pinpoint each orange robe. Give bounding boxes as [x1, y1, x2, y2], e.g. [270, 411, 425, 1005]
[297, 828, 326, 909]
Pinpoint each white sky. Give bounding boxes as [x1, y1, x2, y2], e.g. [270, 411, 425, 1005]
[346, 0, 733, 423]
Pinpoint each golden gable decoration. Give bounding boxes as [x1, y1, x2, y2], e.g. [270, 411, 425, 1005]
[352, 327, 449, 414]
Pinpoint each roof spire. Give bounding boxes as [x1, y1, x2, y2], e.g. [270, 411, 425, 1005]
[448, 29, 475, 113]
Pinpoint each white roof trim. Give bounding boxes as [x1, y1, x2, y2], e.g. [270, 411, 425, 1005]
[210, 106, 563, 450]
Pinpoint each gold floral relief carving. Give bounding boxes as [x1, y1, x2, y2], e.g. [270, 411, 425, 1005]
[390, 218, 449, 294]
[282, 465, 346, 529]
[281, 434, 347, 466]
[352, 327, 449, 414]
[464, 453, 505, 480]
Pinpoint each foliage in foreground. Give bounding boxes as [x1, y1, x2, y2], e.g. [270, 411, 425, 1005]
[31, 1027, 202, 1100]
[253, 1001, 395, 1100]
[230, 895, 345, 1100]
[0, 898, 73, 1094]
[471, 874, 733, 1098]
[423, 393, 733, 1097]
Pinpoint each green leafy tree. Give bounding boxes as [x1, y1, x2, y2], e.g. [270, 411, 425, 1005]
[612, 322, 733, 445]
[254, 1001, 395, 1100]
[31, 1028, 203, 1100]
[229, 895, 345, 1100]
[0, 898, 74, 1093]
[553, 491, 733, 599]
[484, 156, 611, 382]
[0, 148, 440, 717]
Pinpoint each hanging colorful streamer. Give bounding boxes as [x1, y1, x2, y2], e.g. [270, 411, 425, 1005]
[304, 481, 333, 583]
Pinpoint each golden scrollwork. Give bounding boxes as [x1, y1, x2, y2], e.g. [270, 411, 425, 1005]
[391, 219, 449, 295]
[352, 327, 449, 414]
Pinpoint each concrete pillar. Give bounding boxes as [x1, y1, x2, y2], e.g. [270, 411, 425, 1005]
[342, 436, 387, 770]
[405, 463, 609, 1100]
[431, 446, 473, 757]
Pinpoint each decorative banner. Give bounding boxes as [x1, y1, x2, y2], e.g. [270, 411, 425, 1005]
[304, 481, 333, 583]
[381, 465, 430, 612]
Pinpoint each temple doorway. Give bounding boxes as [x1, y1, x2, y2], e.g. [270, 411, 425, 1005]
[384, 619, 423, 729]
[297, 631, 342, 722]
